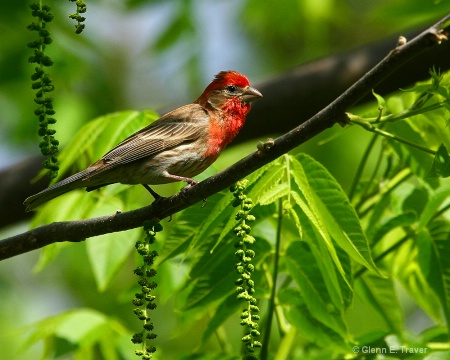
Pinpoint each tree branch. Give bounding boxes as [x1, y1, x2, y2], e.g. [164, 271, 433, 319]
[2, 25, 450, 229]
[1, 15, 449, 261]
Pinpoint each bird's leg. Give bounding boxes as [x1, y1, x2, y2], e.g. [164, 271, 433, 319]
[166, 174, 198, 187]
[142, 184, 163, 200]
[142, 184, 172, 221]
[168, 174, 207, 207]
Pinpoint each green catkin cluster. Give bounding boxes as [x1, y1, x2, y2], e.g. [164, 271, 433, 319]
[27, 3, 59, 179]
[68, 0, 87, 34]
[231, 180, 262, 358]
[132, 221, 161, 359]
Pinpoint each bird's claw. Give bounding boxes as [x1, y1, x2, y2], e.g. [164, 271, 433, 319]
[180, 178, 198, 192]
[186, 179, 199, 187]
[180, 180, 206, 207]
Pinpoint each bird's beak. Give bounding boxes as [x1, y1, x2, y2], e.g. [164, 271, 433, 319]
[241, 86, 263, 103]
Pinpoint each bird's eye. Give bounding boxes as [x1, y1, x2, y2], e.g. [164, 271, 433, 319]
[226, 85, 237, 93]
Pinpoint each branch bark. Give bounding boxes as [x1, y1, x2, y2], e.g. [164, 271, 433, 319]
[1, 15, 449, 261]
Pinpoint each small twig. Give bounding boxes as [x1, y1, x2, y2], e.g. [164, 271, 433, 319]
[348, 115, 437, 155]
[348, 99, 449, 125]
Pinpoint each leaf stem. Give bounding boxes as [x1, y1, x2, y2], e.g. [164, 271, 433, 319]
[260, 199, 284, 360]
[349, 117, 436, 155]
[348, 132, 379, 201]
[356, 168, 412, 217]
[274, 327, 297, 360]
[348, 99, 449, 124]
[214, 325, 233, 354]
[355, 233, 409, 278]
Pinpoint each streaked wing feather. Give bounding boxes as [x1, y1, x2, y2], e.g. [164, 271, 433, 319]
[83, 105, 208, 178]
[103, 137, 189, 165]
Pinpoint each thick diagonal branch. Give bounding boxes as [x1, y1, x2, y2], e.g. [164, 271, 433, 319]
[1, 14, 449, 261]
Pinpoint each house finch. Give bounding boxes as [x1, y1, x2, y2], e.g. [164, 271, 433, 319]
[24, 70, 262, 211]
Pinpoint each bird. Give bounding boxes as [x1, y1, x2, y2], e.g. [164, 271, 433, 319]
[24, 70, 262, 211]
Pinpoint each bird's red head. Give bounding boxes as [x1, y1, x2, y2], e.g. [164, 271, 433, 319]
[196, 70, 261, 110]
[202, 71, 250, 95]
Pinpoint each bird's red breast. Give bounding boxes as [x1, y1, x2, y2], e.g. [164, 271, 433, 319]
[206, 97, 251, 155]
[199, 71, 254, 158]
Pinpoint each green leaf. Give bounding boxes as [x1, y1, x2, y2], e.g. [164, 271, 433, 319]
[290, 174, 351, 290]
[177, 353, 241, 360]
[184, 237, 270, 310]
[191, 191, 235, 253]
[22, 309, 126, 353]
[291, 204, 349, 310]
[291, 154, 380, 275]
[367, 212, 417, 247]
[313, 192, 380, 274]
[401, 84, 434, 94]
[365, 168, 413, 231]
[247, 158, 287, 205]
[280, 287, 350, 351]
[158, 222, 195, 264]
[410, 109, 450, 152]
[401, 186, 429, 219]
[392, 239, 442, 322]
[355, 274, 404, 334]
[288, 204, 303, 239]
[334, 244, 354, 309]
[285, 241, 348, 336]
[427, 219, 450, 333]
[183, 269, 236, 311]
[159, 192, 228, 263]
[200, 293, 241, 347]
[258, 183, 290, 205]
[36, 191, 146, 286]
[423, 351, 450, 360]
[213, 213, 242, 253]
[417, 183, 450, 231]
[385, 120, 433, 177]
[182, 236, 237, 310]
[212, 161, 288, 250]
[372, 89, 387, 110]
[54, 309, 109, 344]
[86, 230, 138, 291]
[427, 143, 450, 178]
[280, 288, 350, 358]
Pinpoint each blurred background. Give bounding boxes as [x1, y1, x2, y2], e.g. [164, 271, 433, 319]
[1, 0, 449, 358]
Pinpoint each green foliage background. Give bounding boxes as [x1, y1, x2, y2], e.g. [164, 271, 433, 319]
[1, 1, 450, 359]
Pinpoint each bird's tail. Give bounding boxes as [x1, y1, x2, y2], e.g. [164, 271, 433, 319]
[24, 169, 94, 212]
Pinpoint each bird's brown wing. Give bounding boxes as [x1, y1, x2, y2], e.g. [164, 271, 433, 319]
[83, 104, 209, 179]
